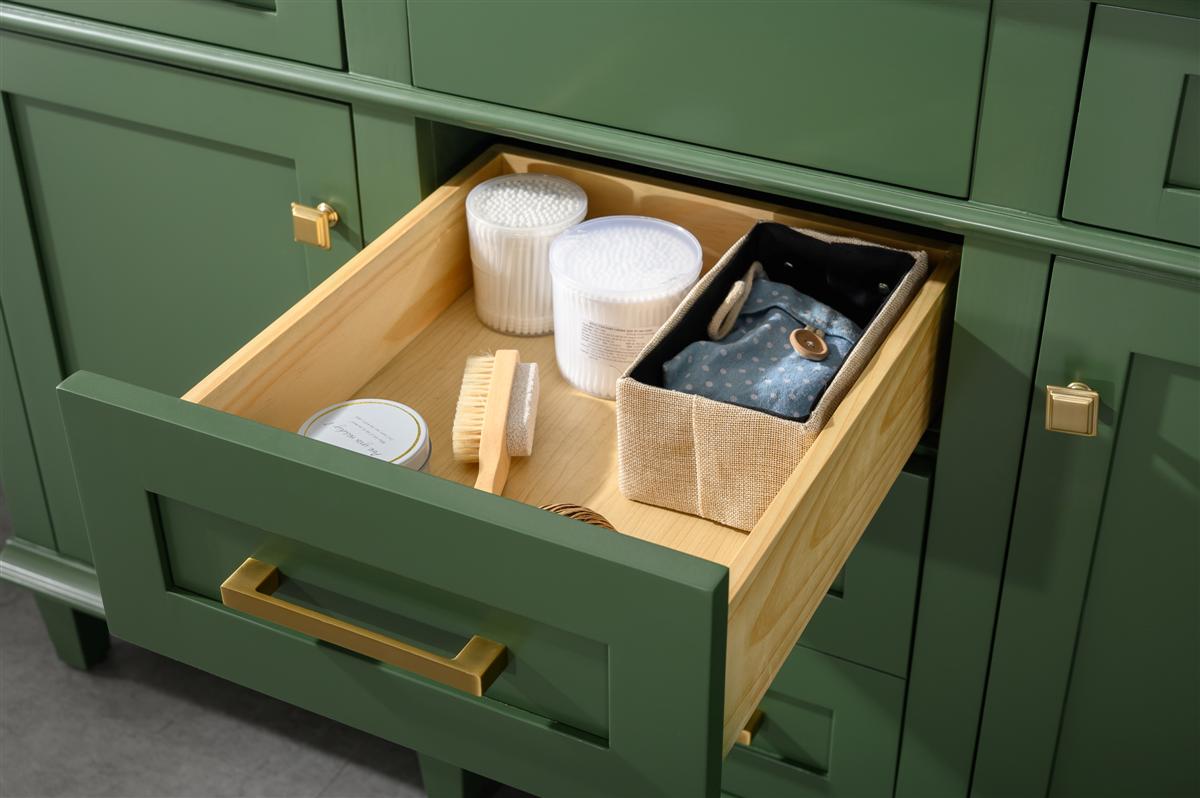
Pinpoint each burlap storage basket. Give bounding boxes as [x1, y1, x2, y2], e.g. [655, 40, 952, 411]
[616, 222, 929, 531]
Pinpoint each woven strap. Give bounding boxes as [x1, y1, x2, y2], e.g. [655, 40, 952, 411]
[706, 261, 764, 340]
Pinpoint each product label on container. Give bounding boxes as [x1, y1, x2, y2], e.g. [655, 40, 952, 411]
[579, 321, 659, 367]
[298, 400, 428, 469]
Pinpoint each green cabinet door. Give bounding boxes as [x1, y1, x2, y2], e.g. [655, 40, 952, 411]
[972, 259, 1200, 797]
[0, 32, 362, 563]
[0, 298, 54, 550]
[1063, 7, 1200, 247]
[408, 0, 990, 196]
[16, 0, 343, 69]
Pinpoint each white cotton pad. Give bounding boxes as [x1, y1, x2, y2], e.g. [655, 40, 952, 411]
[549, 216, 702, 398]
[506, 362, 539, 457]
[467, 174, 587, 335]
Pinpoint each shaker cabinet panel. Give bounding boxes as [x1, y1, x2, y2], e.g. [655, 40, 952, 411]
[408, 0, 989, 196]
[0, 32, 361, 563]
[723, 646, 905, 798]
[0, 299, 55, 550]
[15, 0, 344, 69]
[973, 259, 1200, 797]
[1063, 6, 1200, 246]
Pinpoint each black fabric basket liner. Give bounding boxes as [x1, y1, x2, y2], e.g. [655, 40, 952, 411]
[628, 222, 920, 410]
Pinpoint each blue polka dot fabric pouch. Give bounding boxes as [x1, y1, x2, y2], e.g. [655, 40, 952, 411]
[662, 262, 863, 420]
[616, 221, 929, 531]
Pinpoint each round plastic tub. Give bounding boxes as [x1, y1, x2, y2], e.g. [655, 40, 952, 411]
[298, 399, 431, 472]
[466, 173, 587, 335]
[549, 216, 702, 398]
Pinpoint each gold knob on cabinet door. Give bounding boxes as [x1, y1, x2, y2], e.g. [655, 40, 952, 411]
[1045, 381, 1099, 437]
[290, 201, 339, 249]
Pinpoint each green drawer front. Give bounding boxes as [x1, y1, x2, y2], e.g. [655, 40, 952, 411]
[800, 465, 929, 678]
[16, 0, 344, 69]
[1063, 6, 1200, 247]
[158, 496, 609, 740]
[56, 372, 729, 798]
[407, 1, 989, 196]
[723, 647, 905, 798]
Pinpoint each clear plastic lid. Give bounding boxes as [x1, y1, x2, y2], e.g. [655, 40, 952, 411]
[549, 216, 703, 301]
[466, 173, 588, 233]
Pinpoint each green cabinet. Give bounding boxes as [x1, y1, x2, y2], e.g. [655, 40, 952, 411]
[56, 370, 727, 798]
[973, 259, 1200, 797]
[0, 32, 362, 563]
[1063, 6, 1200, 247]
[800, 467, 929, 678]
[723, 647, 905, 798]
[16, 0, 344, 68]
[0, 299, 54, 550]
[2, 3, 1199, 797]
[408, 0, 990, 196]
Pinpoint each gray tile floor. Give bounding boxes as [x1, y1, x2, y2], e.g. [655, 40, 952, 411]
[0, 493, 528, 798]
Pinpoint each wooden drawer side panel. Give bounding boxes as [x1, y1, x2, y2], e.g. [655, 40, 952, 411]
[723, 258, 955, 751]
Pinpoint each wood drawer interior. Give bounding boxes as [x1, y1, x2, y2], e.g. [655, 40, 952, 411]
[182, 146, 958, 751]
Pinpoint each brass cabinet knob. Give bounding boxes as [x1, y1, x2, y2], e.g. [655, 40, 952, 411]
[1045, 382, 1099, 437]
[290, 201, 339, 250]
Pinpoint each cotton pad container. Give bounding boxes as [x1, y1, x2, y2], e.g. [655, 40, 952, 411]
[466, 173, 588, 335]
[549, 216, 702, 399]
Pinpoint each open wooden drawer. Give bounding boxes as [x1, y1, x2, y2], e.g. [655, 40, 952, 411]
[58, 146, 957, 797]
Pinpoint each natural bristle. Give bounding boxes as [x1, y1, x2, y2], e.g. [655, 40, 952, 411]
[451, 353, 495, 463]
[453, 354, 540, 463]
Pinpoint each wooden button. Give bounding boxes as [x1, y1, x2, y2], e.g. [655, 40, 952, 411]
[789, 327, 828, 361]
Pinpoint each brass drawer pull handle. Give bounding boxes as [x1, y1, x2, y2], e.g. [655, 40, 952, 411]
[736, 709, 765, 746]
[220, 558, 507, 696]
[291, 201, 339, 249]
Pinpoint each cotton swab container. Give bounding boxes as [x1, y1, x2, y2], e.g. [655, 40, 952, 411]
[549, 216, 702, 398]
[466, 173, 588, 335]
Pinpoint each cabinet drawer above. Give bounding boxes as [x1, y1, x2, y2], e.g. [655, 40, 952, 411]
[58, 147, 957, 796]
[16, 0, 343, 69]
[408, 1, 989, 196]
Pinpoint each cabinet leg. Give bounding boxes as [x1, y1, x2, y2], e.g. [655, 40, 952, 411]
[33, 594, 109, 670]
[417, 753, 493, 798]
